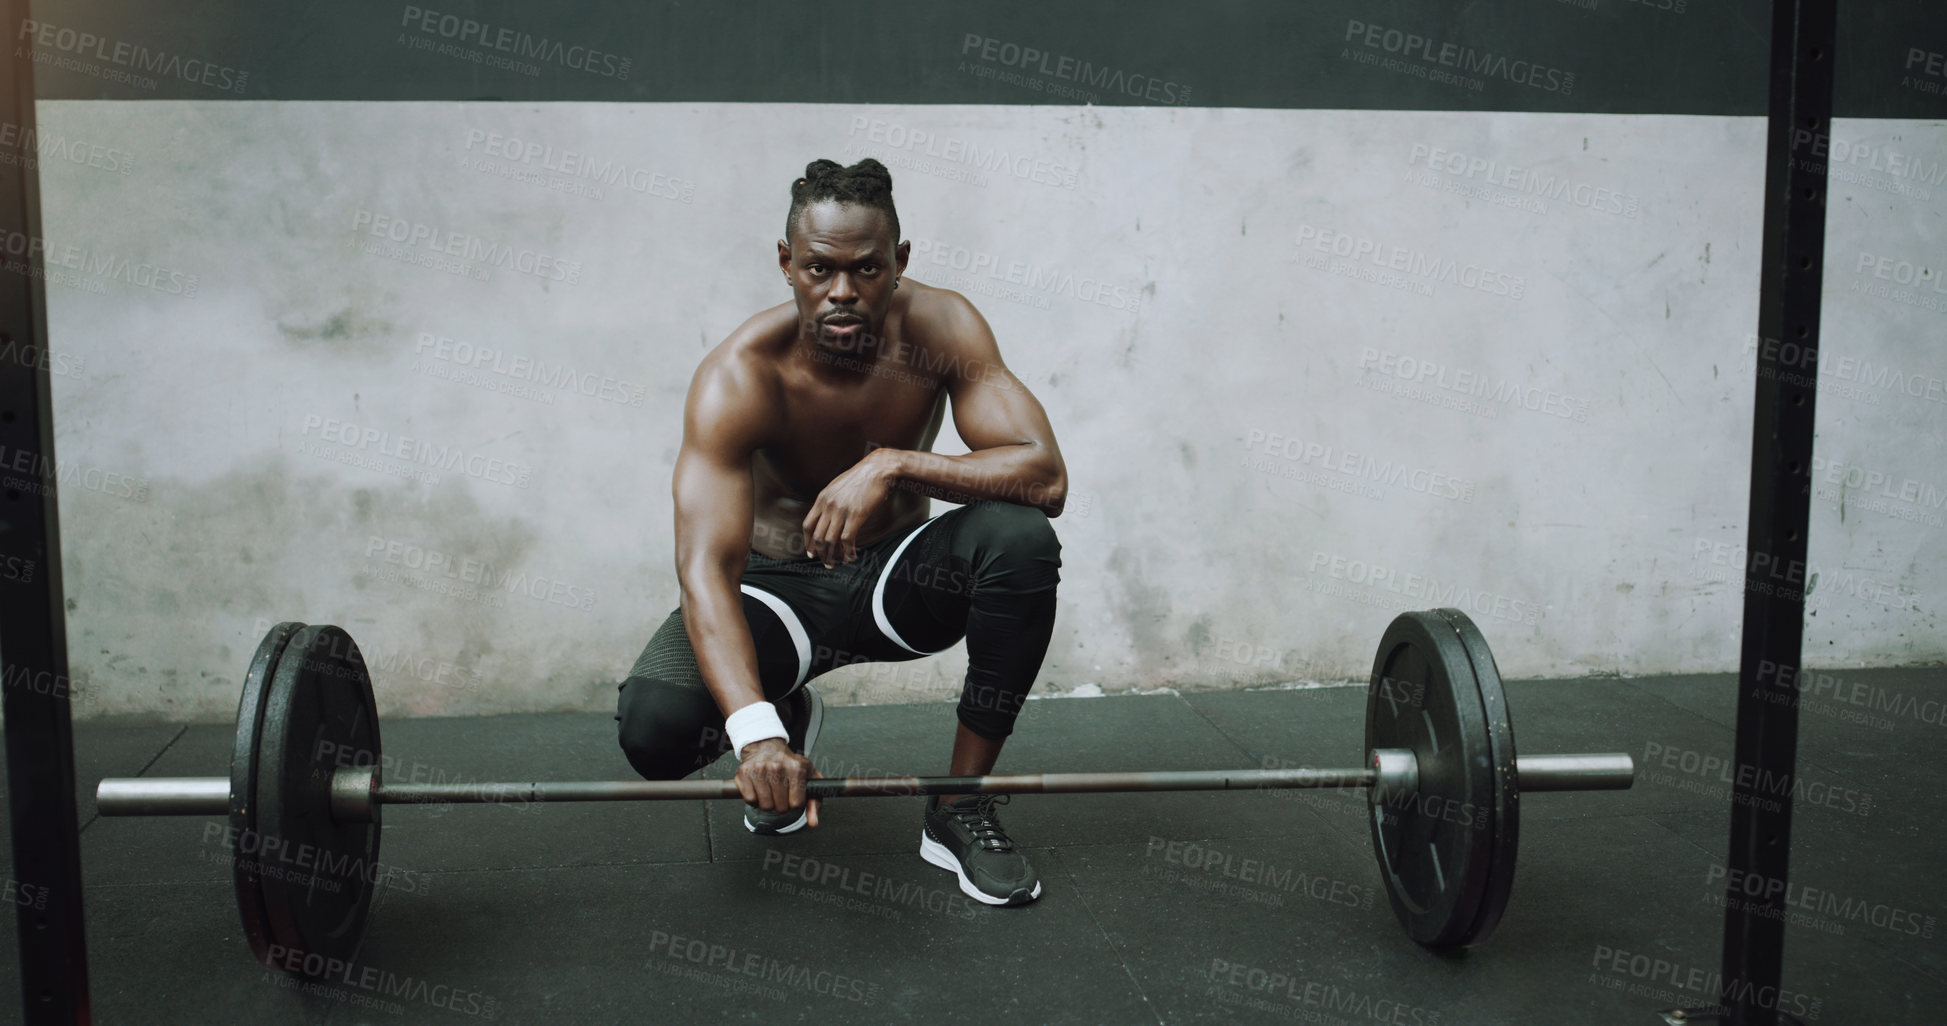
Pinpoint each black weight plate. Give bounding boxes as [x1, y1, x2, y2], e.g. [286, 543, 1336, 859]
[1434, 608, 1519, 947]
[230, 621, 304, 971]
[1364, 610, 1503, 947]
[255, 624, 383, 975]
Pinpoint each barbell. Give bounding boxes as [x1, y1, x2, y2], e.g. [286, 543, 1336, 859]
[95, 607, 1633, 975]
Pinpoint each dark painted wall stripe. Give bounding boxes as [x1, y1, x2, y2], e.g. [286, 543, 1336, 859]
[16, 1, 1945, 117]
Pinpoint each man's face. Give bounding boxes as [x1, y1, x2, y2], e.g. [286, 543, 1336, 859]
[778, 201, 910, 356]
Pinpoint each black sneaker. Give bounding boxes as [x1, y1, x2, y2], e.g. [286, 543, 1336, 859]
[742, 684, 825, 835]
[920, 794, 1041, 906]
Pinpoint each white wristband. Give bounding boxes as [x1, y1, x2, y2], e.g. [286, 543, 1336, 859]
[725, 702, 789, 760]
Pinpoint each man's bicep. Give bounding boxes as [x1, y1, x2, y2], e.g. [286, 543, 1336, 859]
[672, 444, 754, 576]
[673, 362, 767, 577]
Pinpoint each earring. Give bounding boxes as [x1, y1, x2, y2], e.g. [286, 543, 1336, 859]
[893, 278, 900, 290]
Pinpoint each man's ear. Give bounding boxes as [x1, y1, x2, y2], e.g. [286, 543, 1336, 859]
[778, 239, 792, 277]
[895, 239, 910, 277]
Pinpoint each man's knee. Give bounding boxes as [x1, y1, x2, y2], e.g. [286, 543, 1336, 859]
[964, 501, 1061, 563]
[616, 676, 726, 778]
[957, 687, 1027, 741]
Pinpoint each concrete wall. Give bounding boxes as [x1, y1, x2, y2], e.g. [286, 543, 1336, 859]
[33, 100, 1944, 721]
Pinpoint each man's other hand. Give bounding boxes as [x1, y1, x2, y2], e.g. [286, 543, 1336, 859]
[803, 448, 899, 567]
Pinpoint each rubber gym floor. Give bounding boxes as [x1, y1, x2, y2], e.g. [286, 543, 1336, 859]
[7, 669, 1941, 1024]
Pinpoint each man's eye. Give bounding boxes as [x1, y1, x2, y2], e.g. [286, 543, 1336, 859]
[808, 264, 827, 274]
[861, 265, 879, 275]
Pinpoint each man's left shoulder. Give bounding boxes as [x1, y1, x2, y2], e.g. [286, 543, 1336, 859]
[902, 282, 991, 348]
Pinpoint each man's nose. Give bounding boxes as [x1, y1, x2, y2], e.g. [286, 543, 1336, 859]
[828, 272, 859, 303]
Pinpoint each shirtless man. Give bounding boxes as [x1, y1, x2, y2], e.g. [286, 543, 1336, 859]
[615, 158, 1066, 906]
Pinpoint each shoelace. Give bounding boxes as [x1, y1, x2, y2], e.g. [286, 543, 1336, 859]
[949, 794, 1016, 852]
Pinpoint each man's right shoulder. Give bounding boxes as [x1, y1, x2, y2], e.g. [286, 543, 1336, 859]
[695, 304, 792, 380]
[686, 305, 795, 439]
[708, 302, 797, 361]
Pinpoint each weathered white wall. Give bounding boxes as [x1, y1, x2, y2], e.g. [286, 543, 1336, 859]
[32, 101, 1943, 721]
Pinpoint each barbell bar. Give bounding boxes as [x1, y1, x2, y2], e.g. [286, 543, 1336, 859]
[97, 754, 1635, 818]
[90, 607, 1635, 974]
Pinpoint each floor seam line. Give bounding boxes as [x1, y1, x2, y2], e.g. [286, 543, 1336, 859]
[1170, 690, 1275, 768]
[1055, 852, 1167, 1026]
[134, 723, 193, 777]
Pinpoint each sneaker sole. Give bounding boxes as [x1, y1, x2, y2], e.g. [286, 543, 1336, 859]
[918, 831, 1042, 907]
[744, 809, 808, 835]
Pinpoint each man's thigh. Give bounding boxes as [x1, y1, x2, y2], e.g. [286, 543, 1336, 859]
[623, 591, 806, 702]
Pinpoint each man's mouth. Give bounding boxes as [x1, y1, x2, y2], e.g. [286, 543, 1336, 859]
[823, 317, 864, 336]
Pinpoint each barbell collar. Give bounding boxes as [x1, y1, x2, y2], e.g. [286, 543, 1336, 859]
[329, 766, 378, 823]
[1369, 748, 1419, 804]
[1507, 753, 1635, 791]
[93, 776, 230, 816]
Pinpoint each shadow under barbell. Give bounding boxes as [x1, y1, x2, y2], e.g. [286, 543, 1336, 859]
[95, 753, 1633, 818]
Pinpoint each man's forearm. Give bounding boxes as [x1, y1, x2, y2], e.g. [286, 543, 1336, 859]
[877, 444, 1066, 515]
[677, 573, 769, 717]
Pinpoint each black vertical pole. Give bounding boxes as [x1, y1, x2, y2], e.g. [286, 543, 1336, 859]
[1720, 1, 1833, 1024]
[0, 1, 91, 1022]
